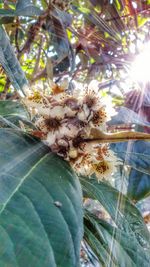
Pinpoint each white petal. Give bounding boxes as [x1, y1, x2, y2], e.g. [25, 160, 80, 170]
[60, 124, 78, 138]
[45, 131, 57, 146]
[77, 111, 87, 121]
[64, 106, 77, 117]
[50, 106, 65, 119]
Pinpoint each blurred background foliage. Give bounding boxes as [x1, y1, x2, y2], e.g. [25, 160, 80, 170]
[0, 1, 150, 266]
[0, 0, 149, 93]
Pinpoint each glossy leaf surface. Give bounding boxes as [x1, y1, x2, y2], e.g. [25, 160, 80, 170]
[0, 128, 83, 267]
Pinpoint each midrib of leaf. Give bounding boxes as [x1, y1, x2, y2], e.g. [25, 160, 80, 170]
[0, 152, 49, 215]
[0, 138, 44, 174]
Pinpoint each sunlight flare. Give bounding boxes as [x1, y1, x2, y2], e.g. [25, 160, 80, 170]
[130, 42, 150, 83]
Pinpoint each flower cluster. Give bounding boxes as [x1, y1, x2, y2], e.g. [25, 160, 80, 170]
[23, 83, 118, 181]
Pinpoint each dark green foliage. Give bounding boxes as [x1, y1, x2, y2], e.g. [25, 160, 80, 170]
[0, 128, 83, 267]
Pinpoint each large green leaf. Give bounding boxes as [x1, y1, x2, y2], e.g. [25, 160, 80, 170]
[0, 128, 83, 267]
[0, 26, 28, 94]
[84, 210, 150, 267]
[80, 177, 150, 248]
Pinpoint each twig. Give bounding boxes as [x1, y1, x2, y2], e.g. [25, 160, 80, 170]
[84, 129, 150, 144]
[32, 36, 43, 76]
[15, 18, 21, 54]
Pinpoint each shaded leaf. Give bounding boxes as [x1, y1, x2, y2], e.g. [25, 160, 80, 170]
[48, 12, 75, 71]
[128, 169, 150, 201]
[0, 100, 28, 118]
[111, 141, 150, 173]
[0, 100, 36, 130]
[53, 9, 72, 28]
[110, 106, 150, 127]
[0, 1, 42, 17]
[0, 9, 15, 17]
[80, 176, 150, 248]
[0, 26, 28, 94]
[0, 17, 14, 24]
[111, 141, 150, 200]
[84, 210, 150, 267]
[16, 0, 42, 16]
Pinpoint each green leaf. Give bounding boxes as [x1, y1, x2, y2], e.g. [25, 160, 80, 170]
[0, 100, 28, 117]
[114, 0, 122, 11]
[111, 107, 150, 127]
[0, 17, 14, 25]
[16, 0, 36, 10]
[111, 141, 150, 201]
[127, 169, 150, 201]
[0, 100, 32, 129]
[0, 1, 42, 17]
[0, 128, 83, 267]
[0, 9, 16, 17]
[84, 211, 150, 267]
[137, 15, 149, 28]
[16, 0, 42, 16]
[80, 177, 150, 247]
[0, 26, 28, 94]
[84, 225, 112, 265]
